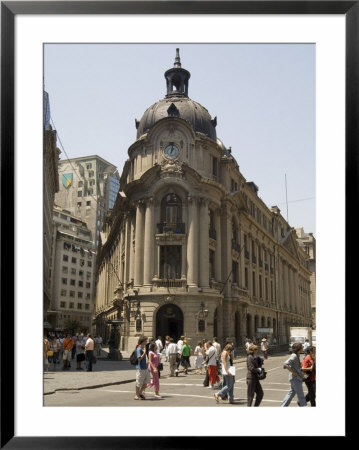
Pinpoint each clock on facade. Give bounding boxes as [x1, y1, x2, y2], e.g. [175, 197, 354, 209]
[164, 144, 179, 159]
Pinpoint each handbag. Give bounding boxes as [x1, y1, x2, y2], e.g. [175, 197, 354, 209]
[158, 363, 163, 371]
[302, 372, 310, 381]
[47, 350, 54, 357]
[257, 368, 267, 380]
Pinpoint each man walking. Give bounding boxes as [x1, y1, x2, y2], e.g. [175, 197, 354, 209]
[175, 335, 185, 374]
[84, 334, 95, 372]
[167, 338, 178, 377]
[62, 334, 74, 370]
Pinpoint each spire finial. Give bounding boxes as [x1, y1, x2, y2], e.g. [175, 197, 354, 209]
[174, 48, 181, 68]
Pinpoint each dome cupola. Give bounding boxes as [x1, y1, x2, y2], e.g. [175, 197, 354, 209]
[135, 49, 217, 141]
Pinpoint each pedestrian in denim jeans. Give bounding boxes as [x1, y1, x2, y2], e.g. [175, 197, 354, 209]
[280, 342, 307, 407]
[214, 344, 235, 404]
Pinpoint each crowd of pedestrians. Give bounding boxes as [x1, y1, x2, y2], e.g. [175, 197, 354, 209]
[132, 334, 316, 406]
[43, 333, 102, 372]
[44, 331, 316, 407]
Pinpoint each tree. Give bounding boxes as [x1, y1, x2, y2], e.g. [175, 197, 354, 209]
[63, 319, 81, 335]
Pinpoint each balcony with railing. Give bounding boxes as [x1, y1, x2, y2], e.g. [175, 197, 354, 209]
[157, 222, 185, 234]
[252, 255, 257, 264]
[152, 278, 187, 290]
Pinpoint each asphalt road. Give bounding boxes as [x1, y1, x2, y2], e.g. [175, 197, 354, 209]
[44, 353, 310, 407]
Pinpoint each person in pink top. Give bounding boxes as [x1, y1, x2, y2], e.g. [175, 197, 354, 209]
[147, 342, 161, 398]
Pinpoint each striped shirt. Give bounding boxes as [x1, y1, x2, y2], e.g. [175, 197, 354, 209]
[283, 353, 302, 380]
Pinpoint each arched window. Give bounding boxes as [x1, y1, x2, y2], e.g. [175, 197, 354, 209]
[161, 193, 182, 224]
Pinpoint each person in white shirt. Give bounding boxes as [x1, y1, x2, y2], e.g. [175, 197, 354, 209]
[175, 336, 185, 373]
[303, 339, 310, 355]
[212, 337, 222, 374]
[167, 338, 179, 376]
[212, 337, 221, 359]
[155, 336, 163, 356]
[204, 341, 220, 388]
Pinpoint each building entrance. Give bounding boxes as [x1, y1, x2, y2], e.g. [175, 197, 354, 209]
[156, 303, 184, 343]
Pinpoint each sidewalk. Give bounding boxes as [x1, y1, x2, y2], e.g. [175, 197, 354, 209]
[43, 348, 247, 395]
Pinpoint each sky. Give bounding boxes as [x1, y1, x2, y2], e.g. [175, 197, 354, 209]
[44, 43, 315, 235]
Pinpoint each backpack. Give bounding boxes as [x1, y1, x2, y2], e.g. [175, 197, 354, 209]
[130, 348, 138, 365]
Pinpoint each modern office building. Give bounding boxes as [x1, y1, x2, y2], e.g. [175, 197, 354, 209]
[95, 50, 313, 350]
[55, 155, 120, 248]
[43, 91, 60, 319]
[47, 205, 96, 331]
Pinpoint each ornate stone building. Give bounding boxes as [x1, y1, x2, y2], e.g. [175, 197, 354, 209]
[95, 50, 312, 350]
[296, 227, 316, 329]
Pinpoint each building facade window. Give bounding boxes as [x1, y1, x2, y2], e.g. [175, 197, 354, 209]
[70, 291, 75, 298]
[198, 319, 206, 333]
[62, 278, 67, 285]
[63, 255, 68, 262]
[161, 193, 182, 225]
[60, 289, 66, 296]
[60, 302, 66, 308]
[160, 245, 181, 279]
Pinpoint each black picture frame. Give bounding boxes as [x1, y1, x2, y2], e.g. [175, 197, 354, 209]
[1, 1, 352, 447]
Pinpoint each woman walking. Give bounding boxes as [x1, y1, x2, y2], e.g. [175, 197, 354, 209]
[164, 335, 170, 362]
[302, 346, 316, 406]
[280, 342, 307, 407]
[194, 341, 204, 374]
[204, 341, 220, 388]
[214, 344, 235, 404]
[147, 342, 161, 398]
[246, 345, 264, 406]
[181, 339, 191, 374]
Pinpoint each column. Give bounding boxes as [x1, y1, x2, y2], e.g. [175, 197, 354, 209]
[240, 229, 245, 288]
[143, 198, 154, 286]
[214, 209, 221, 282]
[124, 214, 131, 290]
[134, 201, 145, 287]
[187, 196, 199, 287]
[130, 214, 135, 284]
[199, 198, 209, 288]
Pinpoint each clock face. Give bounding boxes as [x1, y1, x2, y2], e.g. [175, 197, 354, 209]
[164, 144, 179, 159]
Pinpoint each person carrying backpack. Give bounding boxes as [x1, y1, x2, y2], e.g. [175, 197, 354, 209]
[134, 336, 151, 401]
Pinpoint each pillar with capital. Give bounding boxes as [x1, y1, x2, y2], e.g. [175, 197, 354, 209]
[134, 200, 145, 287]
[187, 195, 199, 287]
[199, 197, 210, 288]
[143, 197, 155, 286]
[214, 208, 221, 281]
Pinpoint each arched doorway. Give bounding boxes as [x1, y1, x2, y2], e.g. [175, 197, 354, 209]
[156, 303, 184, 343]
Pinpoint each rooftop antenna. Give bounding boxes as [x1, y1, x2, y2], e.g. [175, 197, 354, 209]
[285, 173, 289, 222]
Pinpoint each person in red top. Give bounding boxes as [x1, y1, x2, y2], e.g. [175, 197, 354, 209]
[302, 346, 316, 406]
[62, 334, 74, 370]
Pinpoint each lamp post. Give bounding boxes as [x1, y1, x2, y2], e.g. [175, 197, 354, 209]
[106, 318, 123, 360]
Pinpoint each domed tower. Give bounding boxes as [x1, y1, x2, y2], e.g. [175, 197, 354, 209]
[100, 49, 248, 352]
[135, 48, 217, 142]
